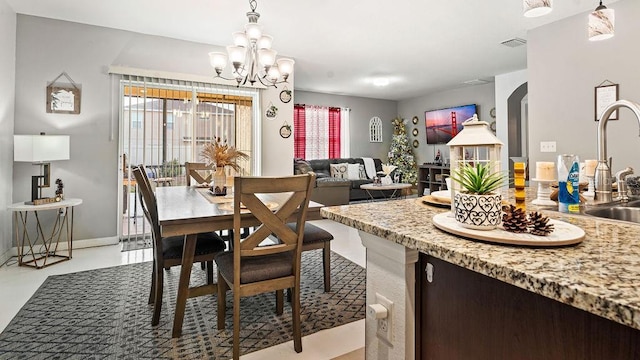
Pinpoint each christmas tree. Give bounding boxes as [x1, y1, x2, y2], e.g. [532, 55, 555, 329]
[388, 117, 418, 185]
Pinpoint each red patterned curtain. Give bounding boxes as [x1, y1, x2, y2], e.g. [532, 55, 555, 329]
[293, 104, 341, 159]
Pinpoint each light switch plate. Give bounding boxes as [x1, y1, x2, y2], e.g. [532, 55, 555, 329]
[540, 141, 556, 153]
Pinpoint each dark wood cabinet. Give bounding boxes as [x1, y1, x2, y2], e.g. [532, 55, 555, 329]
[418, 164, 449, 196]
[416, 254, 640, 360]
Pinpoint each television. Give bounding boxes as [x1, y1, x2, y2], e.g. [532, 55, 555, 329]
[425, 104, 477, 144]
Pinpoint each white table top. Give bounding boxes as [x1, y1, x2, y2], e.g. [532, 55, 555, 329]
[8, 198, 83, 211]
[360, 183, 412, 190]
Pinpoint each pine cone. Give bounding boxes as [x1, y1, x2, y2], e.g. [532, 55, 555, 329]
[528, 211, 554, 236]
[502, 204, 529, 233]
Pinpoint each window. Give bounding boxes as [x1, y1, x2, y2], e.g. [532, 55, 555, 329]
[294, 104, 349, 159]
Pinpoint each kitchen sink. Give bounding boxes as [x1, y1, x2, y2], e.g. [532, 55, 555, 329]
[584, 203, 640, 224]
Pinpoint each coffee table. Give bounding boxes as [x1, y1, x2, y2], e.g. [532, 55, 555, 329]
[360, 183, 412, 201]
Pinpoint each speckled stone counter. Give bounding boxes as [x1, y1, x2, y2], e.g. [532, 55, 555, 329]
[321, 193, 640, 331]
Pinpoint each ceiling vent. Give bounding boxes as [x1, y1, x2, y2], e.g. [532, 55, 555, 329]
[500, 37, 527, 48]
[463, 79, 490, 86]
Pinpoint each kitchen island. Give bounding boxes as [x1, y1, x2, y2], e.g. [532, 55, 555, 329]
[321, 196, 640, 359]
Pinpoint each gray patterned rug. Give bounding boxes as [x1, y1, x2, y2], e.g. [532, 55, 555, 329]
[0, 251, 365, 359]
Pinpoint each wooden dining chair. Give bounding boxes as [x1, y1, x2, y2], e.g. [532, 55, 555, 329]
[291, 222, 333, 292]
[215, 173, 316, 359]
[132, 165, 226, 326]
[185, 162, 214, 186]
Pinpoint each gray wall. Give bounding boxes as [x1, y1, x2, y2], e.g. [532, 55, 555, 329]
[528, 0, 640, 172]
[12, 15, 287, 244]
[0, 0, 16, 261]
[294, 91, 398, 160]
[398, 83, 496, 165]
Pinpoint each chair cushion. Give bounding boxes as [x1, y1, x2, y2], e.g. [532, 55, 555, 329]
[287, 223, 333, 244]
[215, 250, 293, 284]
[162, 232, 226, 260]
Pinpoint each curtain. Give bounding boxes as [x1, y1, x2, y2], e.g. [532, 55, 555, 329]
[294, 104, 342, 160]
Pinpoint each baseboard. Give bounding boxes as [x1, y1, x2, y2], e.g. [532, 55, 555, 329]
[6, 236, 119, 261]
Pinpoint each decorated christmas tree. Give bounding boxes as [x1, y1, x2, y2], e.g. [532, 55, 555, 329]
[388, 117, 418, 185]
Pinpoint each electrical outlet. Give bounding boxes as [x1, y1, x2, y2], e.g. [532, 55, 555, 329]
[375, 293, 394, 345]
[540, 141, 557, 153]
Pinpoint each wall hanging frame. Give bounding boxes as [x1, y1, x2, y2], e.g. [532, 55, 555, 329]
[412, 128, 419, 137]
[46, 71, 81, 114]
[279, 86, 292, 103]
[369, 116, 383, 142]
[412, 116, 419, 125]
[265, 102, 278, 120]
[595, 80, 618, 121]
[279, 121, 292, 138]
[413, 139, 419, 148]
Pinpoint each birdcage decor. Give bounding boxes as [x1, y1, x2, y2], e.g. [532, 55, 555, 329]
[446, 114, 504, 229]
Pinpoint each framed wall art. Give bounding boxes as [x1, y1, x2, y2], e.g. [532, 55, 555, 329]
[46, 72, 81, 114]
[595, 81, 618, 121]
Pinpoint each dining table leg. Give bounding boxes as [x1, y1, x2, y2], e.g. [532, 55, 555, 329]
[172, 233, 197, 338]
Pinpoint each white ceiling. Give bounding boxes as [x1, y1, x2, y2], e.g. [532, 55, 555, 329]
[6, 0, 613, 101]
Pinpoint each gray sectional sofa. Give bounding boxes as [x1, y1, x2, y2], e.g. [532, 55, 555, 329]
[294, 157, 395, 205]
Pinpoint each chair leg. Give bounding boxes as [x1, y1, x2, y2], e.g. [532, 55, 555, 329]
[201, 262, 206, 271]
[292, 285, 302, 353]
[276, 290, 284, 315]
[323, 242, 331, 292]
[206, 260, 214, 284]
[217, 272, 227, 330]
[233, 289, 241, 360]
[148, 261, 156, 305]
[152, 265, 164, 326]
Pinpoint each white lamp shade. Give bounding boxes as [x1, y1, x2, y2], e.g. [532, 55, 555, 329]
[14, 135, 70, 162]
[258, 48, 277, 67]
[232, 31, 249, 47]
[589, 8, 615, 41]
[227, 45, 247, 64]
[523, 0, 553, 17]
[244, 23, 262, 41]
[257, 35, 273, 50]
[267, 66, 280, 82]
[209, 52, 228, 69]
[276, 58, 295, 76]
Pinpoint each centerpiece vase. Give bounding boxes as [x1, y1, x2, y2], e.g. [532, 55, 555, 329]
[453, 193, 502, 230]
[212, 166, 227, 195]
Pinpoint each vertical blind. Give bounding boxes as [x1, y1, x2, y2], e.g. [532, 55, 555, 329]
[119, 74, 257, 245]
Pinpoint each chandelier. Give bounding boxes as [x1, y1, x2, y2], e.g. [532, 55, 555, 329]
[209, 0, 295, 87]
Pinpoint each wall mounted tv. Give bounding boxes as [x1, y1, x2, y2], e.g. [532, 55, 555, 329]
[425, 104, 477, 145]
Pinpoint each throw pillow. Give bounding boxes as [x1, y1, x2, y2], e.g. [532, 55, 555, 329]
[329, 163, 349, 179]
[359, 164, 367, 179]
[347, 163, 361, 180]
[294, 159, 313, 174]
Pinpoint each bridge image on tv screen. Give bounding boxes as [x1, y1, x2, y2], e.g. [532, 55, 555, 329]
[425, 104, 477, 145]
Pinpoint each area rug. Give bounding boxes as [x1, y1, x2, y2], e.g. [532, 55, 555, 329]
[0, 251, 365, 359]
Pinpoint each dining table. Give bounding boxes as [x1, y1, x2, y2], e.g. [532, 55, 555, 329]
[155, 185, 324, 337]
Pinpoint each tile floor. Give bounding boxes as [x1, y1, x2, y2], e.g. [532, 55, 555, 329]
[0, 219, 365, 359]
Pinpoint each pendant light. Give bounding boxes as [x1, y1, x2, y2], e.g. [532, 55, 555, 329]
[523, 0, 553, 18]
[589, 1, 615, 41]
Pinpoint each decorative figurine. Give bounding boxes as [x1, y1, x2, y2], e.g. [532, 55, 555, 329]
[55, 178, 64, 201]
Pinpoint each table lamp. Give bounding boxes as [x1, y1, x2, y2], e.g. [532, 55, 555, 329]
[14, 133, 70, 204]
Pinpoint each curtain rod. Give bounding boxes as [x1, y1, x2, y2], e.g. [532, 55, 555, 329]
[294, 104, 349, 111]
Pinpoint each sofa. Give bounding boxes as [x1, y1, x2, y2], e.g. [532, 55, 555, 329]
[294, 157, 395, 205]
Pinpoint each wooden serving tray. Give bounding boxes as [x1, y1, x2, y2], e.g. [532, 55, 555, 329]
[419, 195, 451, 208]
[432, 212, 585, 247]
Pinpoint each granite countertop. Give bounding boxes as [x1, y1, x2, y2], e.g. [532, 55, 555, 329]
[320, 191, 640, 331]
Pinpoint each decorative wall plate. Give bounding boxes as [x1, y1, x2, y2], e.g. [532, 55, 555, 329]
[279, 87, 292, 103]
[412, 116, 419, 125]
[265, 102, 278, 120]
[412, 128, 419, 137]
[490, 107, 496, 118]
[280, 124, 292, 138]
[413, 139, 419, 148]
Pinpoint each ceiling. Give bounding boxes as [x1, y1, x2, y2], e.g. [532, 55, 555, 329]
[6, 0, 615, 101]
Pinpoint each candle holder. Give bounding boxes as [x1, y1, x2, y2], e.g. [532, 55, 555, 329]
[531, 178, 557, 206]
[583, 175, 595, 198]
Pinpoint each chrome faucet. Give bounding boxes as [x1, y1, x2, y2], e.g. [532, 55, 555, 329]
[615, 167, 634, 202]
[595, 100, 640, 203]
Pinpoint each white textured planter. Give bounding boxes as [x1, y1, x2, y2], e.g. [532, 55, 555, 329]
[453, 193, 502, 230]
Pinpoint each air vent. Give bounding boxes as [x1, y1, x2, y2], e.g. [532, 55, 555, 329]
[500, 37, 527, 48]
[463, 79, 490, 86]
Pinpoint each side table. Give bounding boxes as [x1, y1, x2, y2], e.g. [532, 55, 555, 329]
[360, 183, 412, 201]
[8, 198, 82, 269]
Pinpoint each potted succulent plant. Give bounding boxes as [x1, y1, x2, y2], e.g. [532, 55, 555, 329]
[449, 162, 506, 230]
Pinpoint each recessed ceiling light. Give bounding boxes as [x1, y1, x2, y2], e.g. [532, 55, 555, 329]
[373, 78, 390, 87]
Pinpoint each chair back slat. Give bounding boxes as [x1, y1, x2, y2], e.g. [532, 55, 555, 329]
[185, 162, 214, 186]
[233, 174, 315, 267]
[132, 165, 164, 256]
